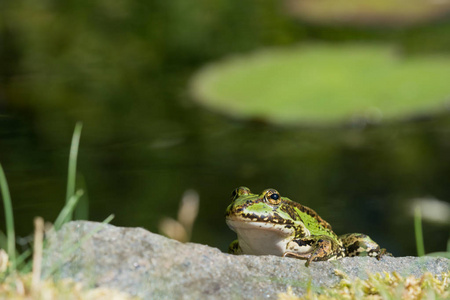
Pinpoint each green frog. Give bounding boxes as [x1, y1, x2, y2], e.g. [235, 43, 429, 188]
[225, 187, 389, 266]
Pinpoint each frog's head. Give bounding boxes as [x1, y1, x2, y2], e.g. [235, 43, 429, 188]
[225, 187, 297, 228]
[225, 187, 301, 255]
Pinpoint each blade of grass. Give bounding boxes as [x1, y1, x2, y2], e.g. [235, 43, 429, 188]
[0, 230, 7, 251]
[0, 163, 16, 271]
[15, 248, 32, 271]
[54, 190, 84, 231]
[66, 122, 83, 218]
[414, 206, 425, 257]
[74, 174, 89, 221]
[102, 214, 115, 224]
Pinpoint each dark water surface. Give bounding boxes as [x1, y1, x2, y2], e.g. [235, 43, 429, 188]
[1, 1, 449, 256]
[2, 99, 450, 256]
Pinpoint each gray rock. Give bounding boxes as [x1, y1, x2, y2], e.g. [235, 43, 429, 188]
[42, 221, 450, 300]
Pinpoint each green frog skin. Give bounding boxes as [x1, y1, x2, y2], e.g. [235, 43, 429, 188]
[225, 187, 389, 266]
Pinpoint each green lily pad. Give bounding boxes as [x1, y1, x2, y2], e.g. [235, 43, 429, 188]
[190, 44, 450, 126]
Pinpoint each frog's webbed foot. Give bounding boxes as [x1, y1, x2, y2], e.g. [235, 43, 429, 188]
[374, 248, 393, 260]
[283, 240, 314, 266]
[283, 251, 314, 267]
[284, 237, 341, 267]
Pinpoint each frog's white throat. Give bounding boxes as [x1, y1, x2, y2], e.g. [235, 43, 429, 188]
[226, 218, 299, 256]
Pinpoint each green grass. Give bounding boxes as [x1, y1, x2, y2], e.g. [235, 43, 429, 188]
[0, 122, 113, 276]
[66, 121, 83, 222]
[415, 205, 450, 259]
[54, 190, 84, 231]
[191, 44, 450, 125]
[0, 164, 16, 271]
[0, 122, 120, 298]
[414, 206, 425, 257]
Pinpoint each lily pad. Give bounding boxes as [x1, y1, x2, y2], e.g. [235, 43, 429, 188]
[190, 44, 450, 126]
[285, 0, 450, 27]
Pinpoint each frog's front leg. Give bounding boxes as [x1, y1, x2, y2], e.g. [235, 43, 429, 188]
[339, 233, 391, 259]
[228, 239, 242, 254]
[284, 236, 343, 267]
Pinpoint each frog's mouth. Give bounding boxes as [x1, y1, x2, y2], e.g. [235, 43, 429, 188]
[226, 211, 295, 225]
[226, 216, 294, 236]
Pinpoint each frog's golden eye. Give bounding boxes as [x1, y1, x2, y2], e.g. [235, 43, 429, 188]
[264, 189, 281, 205]
[230, 186, 251, 201]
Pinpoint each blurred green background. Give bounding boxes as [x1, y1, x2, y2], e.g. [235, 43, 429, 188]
[1, 0, 449, 256]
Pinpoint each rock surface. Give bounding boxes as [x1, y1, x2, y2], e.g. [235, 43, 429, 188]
[42, 221, 450, 299]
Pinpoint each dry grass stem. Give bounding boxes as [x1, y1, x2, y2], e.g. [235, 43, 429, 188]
[158, 218, 189, 242]
[31, 217, 44, 293]
[159, 189, 199, 242]
[0, 249, 8, 273]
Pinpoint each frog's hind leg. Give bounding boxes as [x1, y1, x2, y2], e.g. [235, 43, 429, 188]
[339, 233, 391, 259]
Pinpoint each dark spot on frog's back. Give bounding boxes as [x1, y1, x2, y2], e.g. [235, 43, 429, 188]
[345, 243, 360, 257]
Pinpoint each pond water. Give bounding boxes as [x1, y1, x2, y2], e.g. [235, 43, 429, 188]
[2, 84, 450, 256]
[1, 1, 449, 257]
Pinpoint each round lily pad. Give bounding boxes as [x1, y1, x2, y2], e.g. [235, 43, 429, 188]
[190, 44, 450, 126]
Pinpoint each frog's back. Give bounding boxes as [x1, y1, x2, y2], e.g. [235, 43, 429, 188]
[283, 198, 333, 231]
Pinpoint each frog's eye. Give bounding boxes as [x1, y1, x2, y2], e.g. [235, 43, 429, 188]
[264, 189, 281, 205]
[230, 186, 251, 201]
